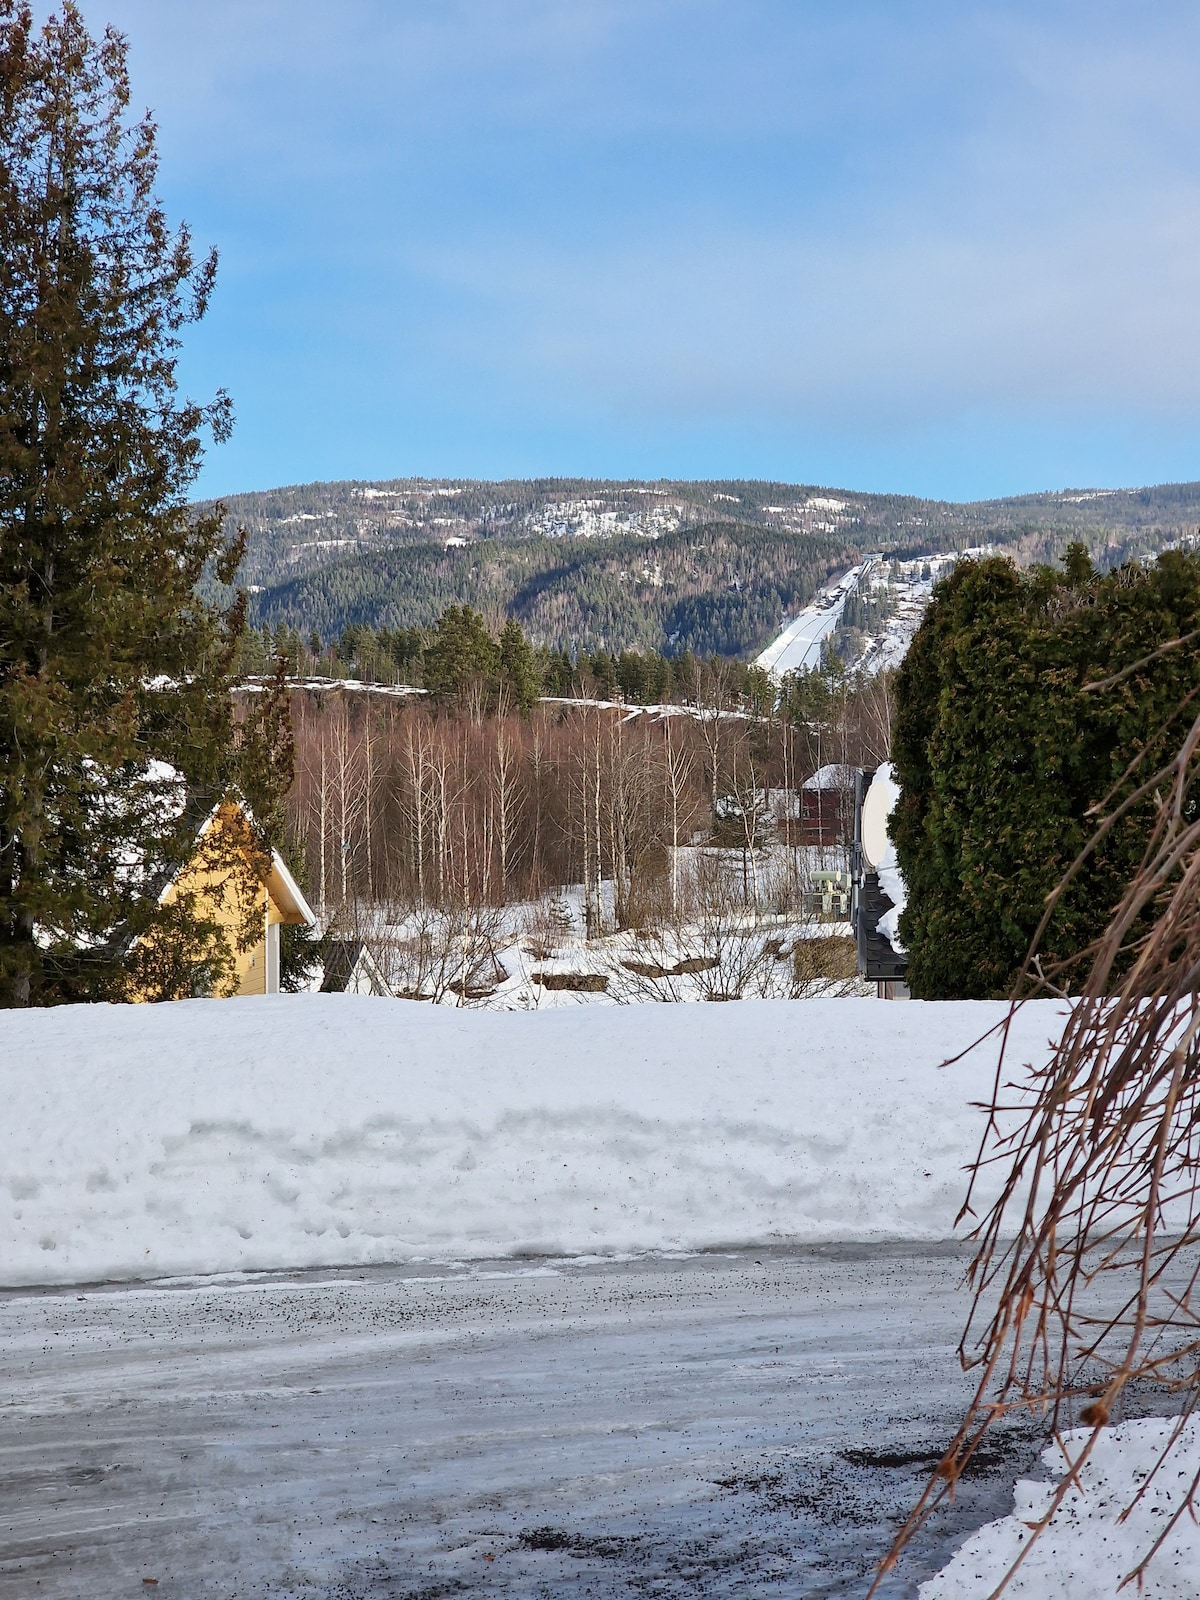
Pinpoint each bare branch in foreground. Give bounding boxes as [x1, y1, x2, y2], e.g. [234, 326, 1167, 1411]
[870, 707, 1200, 1596]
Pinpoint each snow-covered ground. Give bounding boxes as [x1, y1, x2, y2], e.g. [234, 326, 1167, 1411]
[0, 995, 1066, 1286]
[6, 995, 1199, 1596]
[366, 850, 865, 1010]
[452, 917, 868, 1010]
[922, 1417, 1200, 1599]
[526, 496, 686, 539]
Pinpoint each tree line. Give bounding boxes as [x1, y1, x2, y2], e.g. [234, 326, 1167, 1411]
[234, 605, 786, 713]
[280, 665, 894, 937]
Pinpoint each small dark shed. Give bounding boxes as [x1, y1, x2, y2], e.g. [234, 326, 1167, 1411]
[320, 938, 392, 997]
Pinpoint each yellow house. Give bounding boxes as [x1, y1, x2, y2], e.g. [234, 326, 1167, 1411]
[140, 799, 316, 998]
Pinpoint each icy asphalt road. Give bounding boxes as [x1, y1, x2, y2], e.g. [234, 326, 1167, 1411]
[1, 1247, 1056, 1599]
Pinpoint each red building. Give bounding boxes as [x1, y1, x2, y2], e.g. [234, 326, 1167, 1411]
[797, 765, 855, 847]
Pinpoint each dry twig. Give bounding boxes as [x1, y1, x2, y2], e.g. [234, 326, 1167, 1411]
[870, 705, 1200, 1596]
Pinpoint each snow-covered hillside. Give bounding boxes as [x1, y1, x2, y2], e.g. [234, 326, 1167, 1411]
[0, 995, 1067, 1285]
[753, 561, 872, 676]
[754, 547, 995, 680]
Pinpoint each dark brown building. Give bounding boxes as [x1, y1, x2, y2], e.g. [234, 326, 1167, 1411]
[798, 765, 855, 847]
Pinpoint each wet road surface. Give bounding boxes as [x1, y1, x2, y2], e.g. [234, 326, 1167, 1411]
[0, 1246, 1056, 1599]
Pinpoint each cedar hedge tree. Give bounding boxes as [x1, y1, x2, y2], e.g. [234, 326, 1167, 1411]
[890, 545, 1200, 999]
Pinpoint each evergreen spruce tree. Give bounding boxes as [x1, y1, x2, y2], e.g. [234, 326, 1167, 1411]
[497, 616, 539, 710]
[0, 3, 277, 1006]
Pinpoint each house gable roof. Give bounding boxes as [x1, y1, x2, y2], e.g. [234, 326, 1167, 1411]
[155, 795, 315, 927]
[802, 764, 858, 792]
[320, 938, 390, 995]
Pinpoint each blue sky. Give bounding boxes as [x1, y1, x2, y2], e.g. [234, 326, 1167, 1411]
[65, 0, 1200, 500]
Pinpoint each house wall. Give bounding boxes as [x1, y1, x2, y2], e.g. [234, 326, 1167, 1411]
[234, 892, 269, 997]
[152, 806, 291, 1000]
[125, 800, 313, 1002]
[797, 791, 849, 847]
[158, 854, 270, 998]
[237, 898, 290, 996]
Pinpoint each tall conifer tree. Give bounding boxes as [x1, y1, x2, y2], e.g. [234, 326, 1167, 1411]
[0, 3, 271, 1005]
[498, 617, 539, 710]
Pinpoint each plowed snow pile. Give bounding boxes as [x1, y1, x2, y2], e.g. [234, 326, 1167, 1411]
[1, 994, 1068, 1285]
[922, 1417, 1200, 1598]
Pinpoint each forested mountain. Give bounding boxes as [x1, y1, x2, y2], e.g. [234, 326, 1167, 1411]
[239, 523, 854, 659]
[200, 476, 1200, 658]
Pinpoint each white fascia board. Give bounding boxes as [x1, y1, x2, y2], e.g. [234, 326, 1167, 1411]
[268, 849, 316, 926]
[353, 945, 392, 996]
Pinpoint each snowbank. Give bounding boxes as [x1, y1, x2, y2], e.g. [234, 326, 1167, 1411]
[877, 840, 908, 951]
[922, 1417, 1200, 1598]
[0, 995, 1067, 1286]
[863, 760, 908, 951]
